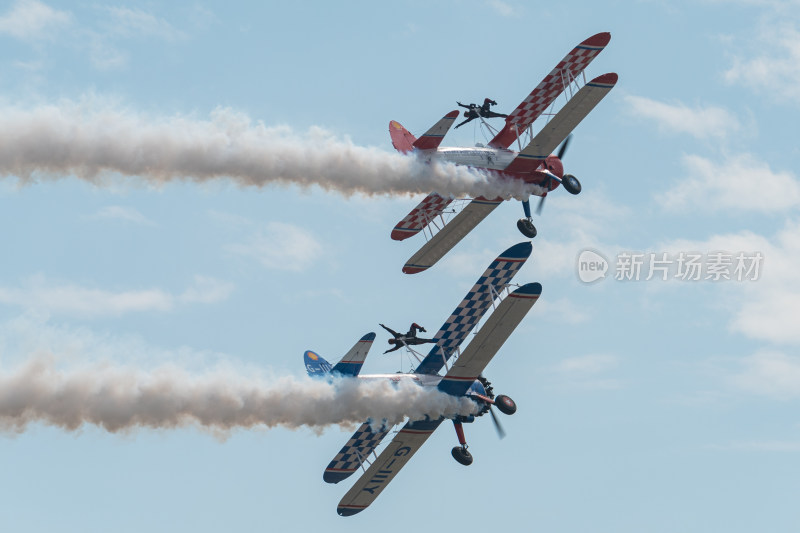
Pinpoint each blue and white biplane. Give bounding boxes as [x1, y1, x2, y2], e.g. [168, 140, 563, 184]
[304, 242, 542, 516]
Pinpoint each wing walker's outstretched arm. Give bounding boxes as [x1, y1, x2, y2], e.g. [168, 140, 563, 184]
[379, 323, 399, 337]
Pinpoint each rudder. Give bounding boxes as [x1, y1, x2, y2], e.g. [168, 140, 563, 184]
[331, 332, 376, 377]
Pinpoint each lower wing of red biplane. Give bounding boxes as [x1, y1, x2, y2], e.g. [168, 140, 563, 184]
[315, 242, 542, 516]
[389, 32, 617, 274]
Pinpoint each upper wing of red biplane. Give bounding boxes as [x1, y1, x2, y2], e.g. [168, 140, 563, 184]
[503, 72, 618, 174]
[488, 32, 610, 149]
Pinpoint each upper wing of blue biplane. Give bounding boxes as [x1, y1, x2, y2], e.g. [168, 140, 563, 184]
[413, 241, 532, 375]
[437, 282, 542, 396]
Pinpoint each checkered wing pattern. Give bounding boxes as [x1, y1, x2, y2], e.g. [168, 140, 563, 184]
[323, 422, 390, 484]
[503, 72, 618, 174]
[391, 193, 454, 241]
[414, 241, 532, 375]
[489, 32, 610, 149]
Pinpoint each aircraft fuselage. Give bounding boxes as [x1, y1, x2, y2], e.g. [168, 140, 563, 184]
[433, 146, 517, 172]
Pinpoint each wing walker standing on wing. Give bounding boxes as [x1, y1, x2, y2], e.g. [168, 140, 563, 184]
[379, 323, 435, 354]
[454, 98, 508, 129]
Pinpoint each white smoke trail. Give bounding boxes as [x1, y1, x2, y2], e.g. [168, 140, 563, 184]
[0, 99, 539, 199]
[0, 355, 477, 434]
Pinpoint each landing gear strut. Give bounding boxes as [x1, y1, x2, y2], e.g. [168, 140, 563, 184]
[450, 420, 473, 466]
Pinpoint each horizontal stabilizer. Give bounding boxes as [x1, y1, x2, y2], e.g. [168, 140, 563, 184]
[412, 110, 458, 151]
[438, 282, 542, 397]
[331, 333, 376, 377]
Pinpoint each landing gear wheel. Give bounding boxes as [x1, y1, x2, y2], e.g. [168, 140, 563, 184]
[516, 218, 537, 239]
[451, 446, 473, 466]
[562, 174, 582, 195]
[494, 395, 517, 415]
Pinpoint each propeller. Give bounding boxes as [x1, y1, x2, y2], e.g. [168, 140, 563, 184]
[535, 135, 573, 216]
[557, 134, 572, 160]
[535, 192, 547, 216]
[488, 405, 506, 439]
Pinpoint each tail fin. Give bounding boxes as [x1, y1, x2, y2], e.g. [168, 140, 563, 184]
[331, 332, 376, 377]
[412, 110, 458, 151]
[389, 111, 458, 154]
[389, 121, 417, 153]
[304, 350, 333, 376]
[304, 333, 376, 378]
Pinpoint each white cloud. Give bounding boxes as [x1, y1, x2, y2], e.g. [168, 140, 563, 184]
[657, 153, 800, 212]
[534, 297, 589, 324]
[227, 222, 323, 272]
[0, 275, 233, 318]
[487, 0, 516, 17]
[556, 353, 619, 374]
[87, 205, 155, 226]
[549, 354, 622, 390]
[725, 20, 800, 102]
[728, 350, 800, 399]
[531, 191, 632, 279]
[0, 0, 70, 40]
[662, 220, 800, 345]
[103, 6, 185, 41]
[178, 276, 234, 305]
[625, 95, 741, 140]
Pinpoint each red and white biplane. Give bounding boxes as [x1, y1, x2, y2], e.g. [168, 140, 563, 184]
[389, 32, 617, 274]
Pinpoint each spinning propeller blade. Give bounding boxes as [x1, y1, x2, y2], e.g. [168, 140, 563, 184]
[557, 134, 572, 160]
[535, 194, 546, 216]
[488, 406, 506, 439]
[536, 134, 572, 217]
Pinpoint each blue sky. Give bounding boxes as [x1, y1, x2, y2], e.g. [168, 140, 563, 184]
[0, 0, 799, 531]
